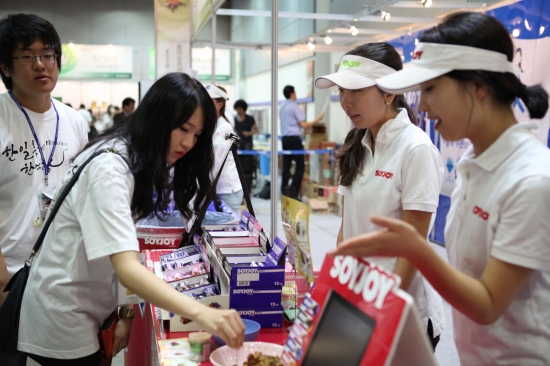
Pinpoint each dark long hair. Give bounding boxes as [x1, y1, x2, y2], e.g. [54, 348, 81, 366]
[420, 11, 548, 119]
[0, 13, 62, 90]
[337, 43, 416, 187]
[81, 73, 217, 221]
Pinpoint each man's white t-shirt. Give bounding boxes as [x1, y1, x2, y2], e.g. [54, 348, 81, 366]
[0, 92, 88, 277]
[339, 109, 446, 336]
[445, 124, 550, 365]
[18, 140, 140, 359]
[214, 117, 242, 194]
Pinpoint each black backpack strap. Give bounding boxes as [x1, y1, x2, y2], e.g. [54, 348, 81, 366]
[27, 148, 118, 264]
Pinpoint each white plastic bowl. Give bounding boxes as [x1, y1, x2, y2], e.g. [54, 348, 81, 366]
[210, 341, 285, 366]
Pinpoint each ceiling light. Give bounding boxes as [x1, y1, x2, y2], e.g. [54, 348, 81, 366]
[324, 36, 333, 45]
[327, 29, 332, 33]
[68, 42, 75, 49]
[307, 42, 315, 51]
[350, 25, 358, 36]
[419, 0, 432, 7]
[381, 11, 390, 21]
[512, 29, 520, 38]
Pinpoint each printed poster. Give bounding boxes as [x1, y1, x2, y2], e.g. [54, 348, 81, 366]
[281, 196, 314, 283]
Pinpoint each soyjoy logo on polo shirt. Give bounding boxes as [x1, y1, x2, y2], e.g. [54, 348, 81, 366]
[340, 60, 361, 69]
[375, 170, 394, 179]
[473, 206, 489, 220]
[144, 237, 176, 245]
[233, 289, 254, 295]
[413, 51, 423, 60]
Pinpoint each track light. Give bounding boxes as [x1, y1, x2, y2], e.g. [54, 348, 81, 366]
[324, 36, 333, 45]
[380, 11, 390, 21]
[307, 41, 315, 51]
[419, 0, 432, 7]
[349, 25, 358, 36]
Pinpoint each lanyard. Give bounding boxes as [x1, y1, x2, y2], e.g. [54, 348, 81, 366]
[9, 91, 60, 186]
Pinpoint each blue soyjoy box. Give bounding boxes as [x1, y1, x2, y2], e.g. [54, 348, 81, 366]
[230, 266, 285, 287]
[236, 307, 284, 328]
[229, 237, 287, 287]
[230, 287, 283, 308]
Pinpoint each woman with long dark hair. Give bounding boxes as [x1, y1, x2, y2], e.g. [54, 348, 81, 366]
[333, 12, 550, 364]
[315, 42, 446, 349]
[16, 73, 245, 365]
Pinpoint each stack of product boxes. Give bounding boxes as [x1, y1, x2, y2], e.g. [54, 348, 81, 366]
[228, 237, 287, 328]
[201, 211, 287, 328]
[159, 241, 218, 300]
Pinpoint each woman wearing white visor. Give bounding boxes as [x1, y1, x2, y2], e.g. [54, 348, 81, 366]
[316, 42, 445, 350]
[332, 12, 550, 365]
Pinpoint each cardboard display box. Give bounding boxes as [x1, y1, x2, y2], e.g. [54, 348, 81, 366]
[236, 307, 284, 328]
[230, 287, 283, 308]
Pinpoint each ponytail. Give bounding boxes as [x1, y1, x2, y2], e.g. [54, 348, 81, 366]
[520, 84, 549, 119]
[336, 128, 367, 187]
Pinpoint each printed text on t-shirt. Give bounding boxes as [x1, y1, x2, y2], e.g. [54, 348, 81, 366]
[473, 205, 489, 220]
[375, 170, 393, 179]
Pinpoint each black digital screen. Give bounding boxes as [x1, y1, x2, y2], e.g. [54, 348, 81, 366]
[301, 290, 376, 366]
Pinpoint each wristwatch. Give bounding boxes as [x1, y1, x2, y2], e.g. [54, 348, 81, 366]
[119, 307, 136, 320]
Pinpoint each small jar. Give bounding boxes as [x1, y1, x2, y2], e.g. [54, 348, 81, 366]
[189, 332, 212, 362]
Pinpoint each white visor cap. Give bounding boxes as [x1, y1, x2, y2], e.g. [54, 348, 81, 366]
[315, 55, 396, 90]
[205, 84, 229, 100]
[376, 42, 516, 94]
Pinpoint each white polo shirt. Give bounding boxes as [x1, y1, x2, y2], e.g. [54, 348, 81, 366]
[445, 123, 550, 365]
[339, 109, 445, 336]
[214, 117, 242, 194]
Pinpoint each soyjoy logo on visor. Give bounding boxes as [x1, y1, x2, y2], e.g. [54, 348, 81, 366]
[340, 60, 361, 69]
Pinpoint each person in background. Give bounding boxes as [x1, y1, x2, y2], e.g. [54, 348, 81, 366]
[78, 103, 92, 125]
[95, 104, 115, 133]
[233, 99, 258, 193]
[17, 73, 245, 365]
[233, 99, 258, 151]
[315, 42, 446, 350]
[333, 11, 550, 365]
[113, 97, 135, 125]
[0, 13, 89, 365]
[206, 84, 243, 215]
[279, 85, 324, 200]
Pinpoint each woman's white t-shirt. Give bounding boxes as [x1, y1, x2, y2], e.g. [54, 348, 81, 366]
[445, 124, 550, 365]
[18, 140, 139, 359]
[214, 117, 242, 194]
[339, 110, 446, 336]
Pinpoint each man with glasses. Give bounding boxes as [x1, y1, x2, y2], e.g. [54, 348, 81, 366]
[0, 14, 88, 365]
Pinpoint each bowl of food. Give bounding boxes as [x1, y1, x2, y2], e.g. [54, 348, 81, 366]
[210, 342, 284, 366]
[212, 319, 261, 346]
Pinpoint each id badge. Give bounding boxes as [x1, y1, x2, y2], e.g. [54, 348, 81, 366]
[34, 183, 59, 227]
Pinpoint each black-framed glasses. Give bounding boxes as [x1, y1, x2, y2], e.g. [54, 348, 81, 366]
[12, 53, 58, 65]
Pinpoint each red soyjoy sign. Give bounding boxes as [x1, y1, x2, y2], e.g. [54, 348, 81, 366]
[282, 255, 410, 366]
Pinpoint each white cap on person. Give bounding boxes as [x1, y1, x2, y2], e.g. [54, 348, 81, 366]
[315, 55, 396, 90]
[376, 42, 516, 94]
[205, 84, 229, 100]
